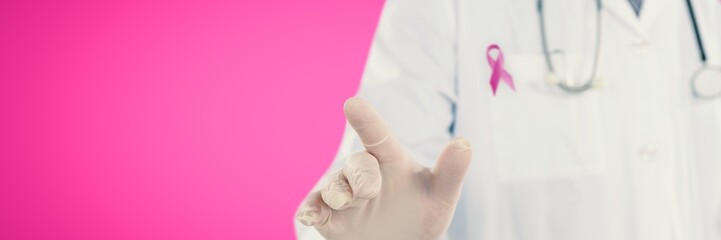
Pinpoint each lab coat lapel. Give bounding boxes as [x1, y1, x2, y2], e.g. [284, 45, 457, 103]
[603, 0, 668, 41]
[638, 0, 666, 30]
[604, 0, 645, 38]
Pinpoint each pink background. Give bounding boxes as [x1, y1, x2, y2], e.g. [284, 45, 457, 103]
[0, 1, 382, 239]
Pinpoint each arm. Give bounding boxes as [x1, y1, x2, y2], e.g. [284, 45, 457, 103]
[296, 0, 459, 238]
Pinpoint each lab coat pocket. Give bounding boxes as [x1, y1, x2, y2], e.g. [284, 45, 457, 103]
[490, 54, 606, 182]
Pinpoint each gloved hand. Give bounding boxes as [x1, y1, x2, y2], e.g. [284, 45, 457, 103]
[296, 97, 473, 240]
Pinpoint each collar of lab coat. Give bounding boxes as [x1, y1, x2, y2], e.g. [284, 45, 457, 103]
[603, 0, 666, 42]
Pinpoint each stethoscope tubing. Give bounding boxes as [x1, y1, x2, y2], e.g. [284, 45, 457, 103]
[537, 0, 603, 93]
[538, 0, 719, 99]
[686, 0, 706, 62]
[685, 0, 721, 99]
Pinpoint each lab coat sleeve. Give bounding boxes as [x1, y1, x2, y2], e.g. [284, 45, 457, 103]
[359, 0, 458, 168]
[295, 0, 457, 238]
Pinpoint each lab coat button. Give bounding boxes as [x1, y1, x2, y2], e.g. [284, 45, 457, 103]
[639, 145, 658, 163]
[632, 41, 650, 54]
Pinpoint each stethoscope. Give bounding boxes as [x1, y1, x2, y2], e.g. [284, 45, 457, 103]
[686, 0, 721, 99]
[536, 0, 721, 99]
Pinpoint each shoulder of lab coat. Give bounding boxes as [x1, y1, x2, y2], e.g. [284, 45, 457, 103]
[295, 0, 458, 238]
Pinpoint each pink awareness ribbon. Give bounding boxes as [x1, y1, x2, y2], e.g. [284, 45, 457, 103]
[486, 44, 515, 95]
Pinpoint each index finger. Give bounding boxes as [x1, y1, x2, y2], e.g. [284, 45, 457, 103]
[344, 97, 406, 163]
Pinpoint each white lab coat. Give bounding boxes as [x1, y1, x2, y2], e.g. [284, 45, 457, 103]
[297, 0, 721, 239]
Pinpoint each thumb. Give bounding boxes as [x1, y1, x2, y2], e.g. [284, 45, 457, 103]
[431, 138, 473, 202]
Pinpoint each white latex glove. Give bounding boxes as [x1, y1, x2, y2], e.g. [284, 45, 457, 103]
[296, 97, 473, 240]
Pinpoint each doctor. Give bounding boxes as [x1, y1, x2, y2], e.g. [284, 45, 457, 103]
[297, 0, 721, 239]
